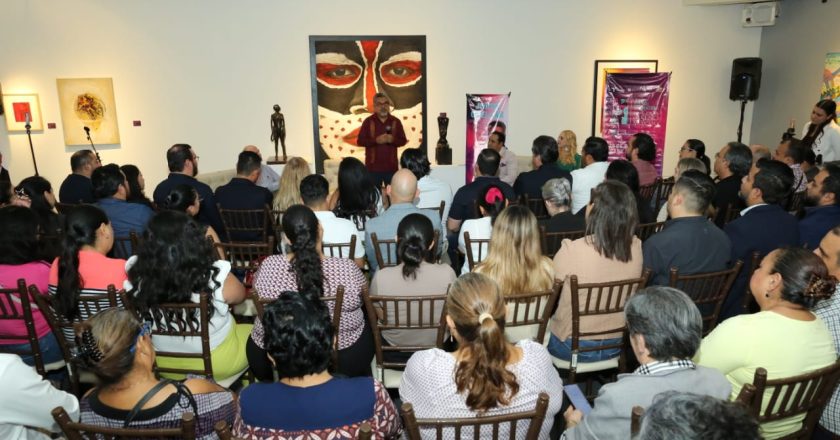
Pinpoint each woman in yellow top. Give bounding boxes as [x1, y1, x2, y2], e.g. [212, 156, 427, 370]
[695, 247, 836, 439]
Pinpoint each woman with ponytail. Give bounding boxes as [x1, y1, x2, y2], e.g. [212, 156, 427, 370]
[400, 273, 563, 438]
[370, 214, 455, 354]
[802, 99, 840, 163]
[457, 184, 507, 274]
[48, 205, 127, 333]
[248, 204, 371, 380]
[679, 139, 711, 176]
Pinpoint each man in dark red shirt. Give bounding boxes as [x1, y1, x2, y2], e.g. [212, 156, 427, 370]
[357, 93, 407, 187]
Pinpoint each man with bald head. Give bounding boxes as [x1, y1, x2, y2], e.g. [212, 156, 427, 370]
[364, 168, 441, 272]
[243, 145, 280, 192]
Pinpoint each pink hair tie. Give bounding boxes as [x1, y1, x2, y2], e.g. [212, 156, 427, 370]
[485, 187, 503, 204]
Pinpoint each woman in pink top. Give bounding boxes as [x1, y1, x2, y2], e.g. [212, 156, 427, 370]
[0, 206, 63, 365]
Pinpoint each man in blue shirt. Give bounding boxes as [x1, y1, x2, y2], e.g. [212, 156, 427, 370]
[800, 162, 840, 250]
[92, 163, 154, 240]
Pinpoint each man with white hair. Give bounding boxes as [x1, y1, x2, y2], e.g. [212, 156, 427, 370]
[243, 145, 280, 192]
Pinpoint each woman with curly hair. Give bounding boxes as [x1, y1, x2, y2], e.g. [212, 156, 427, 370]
[329, 156, 383, 231]
[126, 210, 248, 382]
[163, 184, 223, 259]
[248, 204, 372, 379]
[556, 129, 581, 172]
[399, 273, 563, 438]
[695, 247, 837, 438]
[273, 156, 310, 212]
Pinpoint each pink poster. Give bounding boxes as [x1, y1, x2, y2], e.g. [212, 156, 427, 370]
[465, 93, 510, 183]
[602, 73, 671, 176]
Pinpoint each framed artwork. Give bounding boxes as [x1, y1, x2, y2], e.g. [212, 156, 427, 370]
[309, 35, 427, 173]
[591, 60, 658, 136]
[2, 93, 43, 132]
[56, 77, 120, 145]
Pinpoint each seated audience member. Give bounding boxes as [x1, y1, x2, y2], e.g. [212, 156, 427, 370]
[330, 156, 383, 231]
[695, 247, 836, 438]
[458, 184, 506, 274]
[0, 206, 62, 366]
[76, 309, 235, 437]
[400, 273, 563, 438]
[800, 162, 840, 250]
[59, 149, 100, 204]
[214, 150, 274, 241]
[721, 158, 799, 321]
[657, 157, 707, 221]
[627, 133, 658, 187]
[679, 139, 711, 175]
[570, 136, 611, 214]
[243, 145, 280, 193]
[365, 169, 439, 272]
[153, 143, 223, 234]
[750, 144, 772, 162]
[562, 287, 731, 439]
[92, 163, 154, 239]
[163, 184, 224, 251]
[300, 174, 365, 267]
[49, 205, 128, 337]
[541, 178, 585, 233]
[273, 156, 309, 212]
[0, 354, 79, 438]
[120, 164, 155, 209]
[16, 176, 62, 258]
[605, 159, 656, 224]
[487, 130, 518, 186]
[401, 148, 453, 230]
[556, 130, 582, 172]
[371, 214, 455, 353]
[475, 205, 554, 295]
[514, 135, 572, 198]
[636, 391, 761, 440]
[774, 137, 808, 192]
[548, 181, 642, 362]
[235, 294, 400, 439]
[643, 171, 731, 286]
[712, 142, 752, 227]
[447, 148, 516, 235]
[249, 205, 371, 379]
[127, 211, 249, 382]
[813, 226, 840, 438]
[802, 147, 819, 182]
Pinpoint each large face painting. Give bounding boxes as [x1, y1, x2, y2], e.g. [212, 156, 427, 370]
[309, 35, 426, 173]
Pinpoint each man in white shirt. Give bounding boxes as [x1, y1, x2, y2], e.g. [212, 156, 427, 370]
[400, 148, 452, 230]
[300, 174, 365, 268]
[487, 131, 519, 186]
[570, 136, 611, 214]
[243, 145, 280, 192]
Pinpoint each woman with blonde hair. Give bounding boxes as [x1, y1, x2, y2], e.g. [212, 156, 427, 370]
[474, 204, 554, 295]
[273, 157, 310, 212]
[400, 272, 563, 438]
[557, 130, 581, 172]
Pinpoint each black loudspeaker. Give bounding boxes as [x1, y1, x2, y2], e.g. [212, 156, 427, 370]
[730, 57, 762, 101]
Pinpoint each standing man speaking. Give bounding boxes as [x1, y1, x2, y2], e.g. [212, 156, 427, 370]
[357, 93, 407, 187]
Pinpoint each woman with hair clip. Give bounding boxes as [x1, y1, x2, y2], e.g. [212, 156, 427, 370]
[329, 156, 383, 231]
[48, 204, 127, 337]
[15, 175, 62, 258]
[76, 308, 235, 438]
[120, 164, 155, 209]
[474, 205, 554, 296]
[126, 210, 249, 382]
[274, 156, 310, 212]
[556, 129, 581, 172]
[548, 180, 643, 362]
[400, 273, 563, 438]
[802, 99, 840, 163]
[679, 139, 711, 175]
[370, 214, 456, 358]
[695, 247, 837, 438]
[235, 294, 400, 439]
[163, 184, 223, 258]
[457, 184, 507, 274]
[248, 204, 371, 379]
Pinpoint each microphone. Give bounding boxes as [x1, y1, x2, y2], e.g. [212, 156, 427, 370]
[84, 126, 90, 134]
[25, 113, 30, 126]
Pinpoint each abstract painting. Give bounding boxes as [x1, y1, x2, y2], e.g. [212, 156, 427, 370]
[2, 93, 43, 132]
[56, 77, 120, 145]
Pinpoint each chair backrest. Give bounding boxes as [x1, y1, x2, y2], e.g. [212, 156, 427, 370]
[635, 221, 665, 242]
[539, 226, 586, 257]
[214, 238, 275, 285]
[630, 405, 645, 436]
[322, 235, 357, 260]
[724, 204, 741, 225]
[503, 281, 562, 343]
[362, 287, 447, 372]
[110, 231, 141, 260]
[420, 200, 446, 222]
[147, 293, 213, 379]
[746, 361, 840, 439]
[653, 178, 675, 214]
[217, 204, 271, 242]
[523, 196, 549, 220]
[371, 232, 399, 270]
[53, 406, 196, 439]
[742, 251, 763, 313]
[401, 392, 550, 440]
[464, 231, 491, 272]
[0, 279, 45, 374]
[639, 178, 660, 206]
[668, 261, 744, 335]
[786, 190, 806, 214]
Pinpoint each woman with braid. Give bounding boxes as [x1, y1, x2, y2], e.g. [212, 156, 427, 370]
[399, 273, 563, 439]
[247, 204, 371, 379]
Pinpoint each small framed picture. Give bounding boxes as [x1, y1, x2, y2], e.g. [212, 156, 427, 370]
[2, 93, 44, 132]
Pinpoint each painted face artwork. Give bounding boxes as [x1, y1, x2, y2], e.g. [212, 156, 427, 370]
[314, 38, 424, 163]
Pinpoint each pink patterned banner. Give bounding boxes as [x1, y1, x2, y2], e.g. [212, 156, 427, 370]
[465, 93, 510, 183]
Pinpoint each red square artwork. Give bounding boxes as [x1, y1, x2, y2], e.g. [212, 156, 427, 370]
[13, 102, 31, 123]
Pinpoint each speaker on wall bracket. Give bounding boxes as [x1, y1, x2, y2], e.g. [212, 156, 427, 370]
[730, 57, 762, 143]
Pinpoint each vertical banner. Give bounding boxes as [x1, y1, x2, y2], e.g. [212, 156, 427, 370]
[465, 93, 510, 183]
[602, 72, 671, 176]
[822, 52, 840, 104]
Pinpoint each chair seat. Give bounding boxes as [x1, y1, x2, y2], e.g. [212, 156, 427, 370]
[371, 358, 404, 389]
[550, 356, 619, 373]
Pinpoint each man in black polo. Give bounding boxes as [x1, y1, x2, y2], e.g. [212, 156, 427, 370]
[59, 150, 101, 204]
[447, 148, 516, 235]
[153, 143, 223, 233]
[214, 151, 274, 242]
[514, 135, 572, 198]
[711, 141, 752, 227]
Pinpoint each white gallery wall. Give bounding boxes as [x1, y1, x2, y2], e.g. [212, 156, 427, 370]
[0, 0, 761, 189]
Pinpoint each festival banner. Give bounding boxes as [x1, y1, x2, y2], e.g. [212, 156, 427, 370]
[822, 52, 840, 104]
[602, 73, 671, 176]
[465, 93, 510, 183]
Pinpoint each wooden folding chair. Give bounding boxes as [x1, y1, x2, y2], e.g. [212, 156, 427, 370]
[371, 232, 399, 270]
[322, 235, 357, 260]
[0, 279, 65, 376]
[463, 231, 491, 272]
[724, 203, 741, 225]
[217, 204, 272, 242]
[786, 190, 807, 215]
[639, 179, 660, 208]
[630, 406, 645, 436]
[53, 406, 196, 439]
[214, 238, 275, 285]
[504, 281, 562, 344]
[742, 251, 763, 313]
[539, 226, 586, 257]
[653, 178, 675, 214]
[523, 196, 549, 220]
[421, 200, 446, 222]
[635, 221, 665, 242]
[668, 261, 743, 335]
[110, 231, 141, 260]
